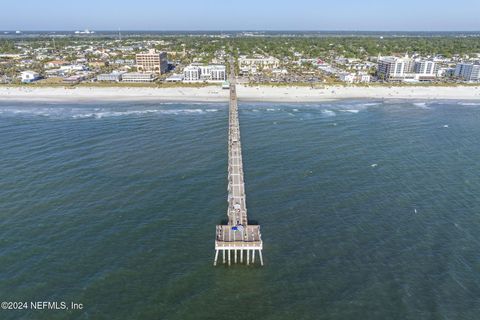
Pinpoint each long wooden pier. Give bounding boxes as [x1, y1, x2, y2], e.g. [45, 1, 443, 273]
[214, 61, 263, 267]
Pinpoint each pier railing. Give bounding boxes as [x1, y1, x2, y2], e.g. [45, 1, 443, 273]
[214, 60, 263, 267]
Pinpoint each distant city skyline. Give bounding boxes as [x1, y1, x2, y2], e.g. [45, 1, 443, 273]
[1, 0, 480, 31]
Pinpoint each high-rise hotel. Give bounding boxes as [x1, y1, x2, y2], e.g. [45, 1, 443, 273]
[136, 49, 168, 74]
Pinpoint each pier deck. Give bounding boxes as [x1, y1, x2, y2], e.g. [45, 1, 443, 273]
[214, 60, 263, 266]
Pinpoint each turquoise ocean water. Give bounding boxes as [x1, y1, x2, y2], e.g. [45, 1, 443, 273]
[1, 100, 480, 319]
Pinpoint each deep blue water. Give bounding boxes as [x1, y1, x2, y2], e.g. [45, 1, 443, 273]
[1, 100, 480, 319]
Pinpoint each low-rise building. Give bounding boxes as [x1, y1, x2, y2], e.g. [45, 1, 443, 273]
[63, 75, 86, 84]
[437, 67, 456, 78]
[113, 59, 135, 66]
[121, 72, 157, 82]
[339, 72, 371, 83]
[44, 60, 68, 69]
[60, 64, 88, 73]
[20, 71, 40, 83]
[239, 56, 280, 72]
[0, 75, 12, 84]
[165, 73, 184, 82]
[272, 69, 289, 76]
[44, 69, 66, 78]
[97, 71, 125, 82]
[339, 73, 355, 83]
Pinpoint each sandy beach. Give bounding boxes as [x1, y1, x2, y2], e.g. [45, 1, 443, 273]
[0, 85, 479, 102]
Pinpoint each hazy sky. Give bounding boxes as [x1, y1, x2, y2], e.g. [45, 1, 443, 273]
[1, 0, 479, 31]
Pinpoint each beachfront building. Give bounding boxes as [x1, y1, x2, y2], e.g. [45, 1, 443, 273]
[97, 71, 126, 82]
[63, 75, 86, 84]
[414, 60, 436, 76]
[454, 63, 480, 81]
[339, 73, 355, 83]
[339, 72, 371, 83]
[136, 49, 168, 74]
[201, 65, 226, 82]
[183, 64, 226, 83]
[377, 56, 414, 81]
[20, 71, 40, 83]
[165, 73, 184, 82]
[378, 55, 437, 82]
[121, 72, 157, 83]
[184, 65, 201, 82]
[88, 60, 108, 69]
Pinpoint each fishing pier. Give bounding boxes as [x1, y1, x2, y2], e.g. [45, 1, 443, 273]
[214, 61, 263, 267]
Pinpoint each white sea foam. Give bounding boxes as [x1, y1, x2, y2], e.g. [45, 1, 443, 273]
[322, 109, 336, 117]
[413, 102, 431, 109]
[360, 103, 381, 107]
[0, 107, 217, 119]
[459, 102, 480, 106]
[160, 109, 204, 115]
[0, 107, 64, 117]
[337, 102, 378, 114]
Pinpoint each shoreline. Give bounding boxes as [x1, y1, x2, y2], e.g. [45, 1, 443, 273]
[0, 85, 480, 103]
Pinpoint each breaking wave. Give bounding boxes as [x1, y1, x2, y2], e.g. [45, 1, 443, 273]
[341, 109, 360, 114]
[0, 107, 219, 119]
[458, 102, 480, 107]
[412, 102, 432, 109]
[322, 109, 336, 117]
[337, 102, 379, 114]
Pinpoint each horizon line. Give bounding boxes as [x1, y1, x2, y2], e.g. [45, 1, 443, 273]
[1, 29, 480, 33]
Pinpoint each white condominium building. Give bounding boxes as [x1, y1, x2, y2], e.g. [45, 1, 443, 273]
[183, 64, 226, 83]
[184, 65, 201, 81]
[377, 55, 437, 81]
[377, 56, 414, 80]
[414, 60, 436, 76]
[207, 65, 226, 81]
[455, 63, 480, 81]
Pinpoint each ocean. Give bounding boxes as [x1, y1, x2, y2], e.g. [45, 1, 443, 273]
[1, 100, 480, 319]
